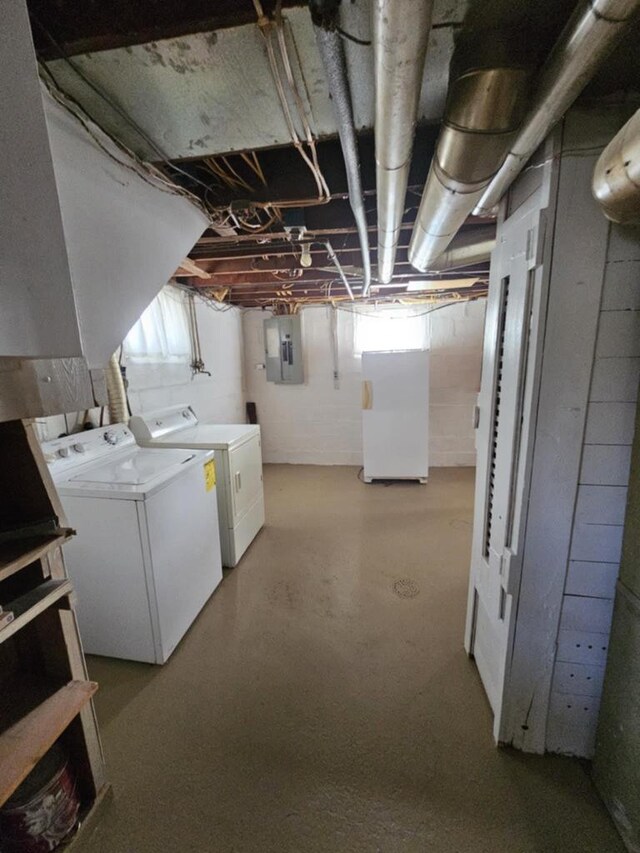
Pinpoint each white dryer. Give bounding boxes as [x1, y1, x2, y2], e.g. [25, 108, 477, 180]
[129, 406, 264, 568]
[43, 424, 223, 664]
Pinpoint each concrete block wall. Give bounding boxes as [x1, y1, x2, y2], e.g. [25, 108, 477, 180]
[242, 300, 486, 467]
[547, 222, 640, 757]
[243, 306, 362, 465]
[35, 298, 245, 440]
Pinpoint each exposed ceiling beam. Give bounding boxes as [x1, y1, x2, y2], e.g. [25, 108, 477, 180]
[175, 258, 211, 279]
[190, 228, 497, 263]
[204, 281, 490, 308]
[29, 0, 307, 59]
[194, 217, 495, 248]
[190, 251, 484, 269]
[198, 283, 487, 299]
[188, 269, 487, 287]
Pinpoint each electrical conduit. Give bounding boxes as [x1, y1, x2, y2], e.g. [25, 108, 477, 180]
[310, 0, 372, 295]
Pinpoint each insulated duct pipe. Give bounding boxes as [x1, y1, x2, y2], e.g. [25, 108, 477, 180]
[593, 107, 640, 222]
[425, 226, 496, 272]
[374, 0, 433, 283]
[310, 1, 372, 294]
[408, 62, 528, 271]
[475, 0, 640, 216]
[106, 352, 128, 424]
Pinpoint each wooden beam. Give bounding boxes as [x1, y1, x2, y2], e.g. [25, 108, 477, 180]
[200, 280, 489, 308]
[174, 258, 211, 279]
[195, 218, 495, 247]
[190, 269, 486, 288]
[32, 0, 307, 60]
[228, 290, 489, 308]
[193, 255, 490, 277]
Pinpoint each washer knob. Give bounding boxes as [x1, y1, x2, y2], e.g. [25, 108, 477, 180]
[57, 447, 69, 458]
[73, 443, 86, 453]
[104, 430, 118, 445]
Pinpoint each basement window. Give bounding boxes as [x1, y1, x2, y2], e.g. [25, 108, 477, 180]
[353, 306, 430, 355]
[122, 286, 191, 364]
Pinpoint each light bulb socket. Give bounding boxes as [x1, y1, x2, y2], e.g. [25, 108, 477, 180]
[300, 244, 313, 268]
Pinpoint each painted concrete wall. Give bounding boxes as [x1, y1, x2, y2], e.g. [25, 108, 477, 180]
[243, 301, 486, 467]
[548, 219, 640, 758]
[35, 299, 244, 441]
[593, 392, 640, 853]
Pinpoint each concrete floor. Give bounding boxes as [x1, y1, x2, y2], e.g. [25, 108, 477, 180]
[80, 466, 622, 852]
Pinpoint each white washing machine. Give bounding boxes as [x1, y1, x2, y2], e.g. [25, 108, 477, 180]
[129, 406, 264, 568]
[42, 424, 223, 664]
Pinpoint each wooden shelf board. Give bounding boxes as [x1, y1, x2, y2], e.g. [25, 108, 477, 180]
[0, 530, 73, 584]
[0, 579, 73, 645]
[0, 680, 98, 807]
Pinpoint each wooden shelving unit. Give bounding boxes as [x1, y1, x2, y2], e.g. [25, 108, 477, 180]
[0, 579, 73, 645]
[0, 530, 73, 583]
[0, 420, 107, 841]
[0, 680, 97, 805]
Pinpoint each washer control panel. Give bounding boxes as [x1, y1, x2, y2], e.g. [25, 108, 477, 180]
[42, 424, 135, 476]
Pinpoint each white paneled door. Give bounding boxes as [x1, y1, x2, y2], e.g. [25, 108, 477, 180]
[465, 204, 546, 742]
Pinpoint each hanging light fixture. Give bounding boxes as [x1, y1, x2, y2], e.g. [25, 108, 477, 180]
[300, 242, 313, 268]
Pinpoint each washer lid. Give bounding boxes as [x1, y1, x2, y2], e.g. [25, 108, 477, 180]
[69, 447, 196, 486]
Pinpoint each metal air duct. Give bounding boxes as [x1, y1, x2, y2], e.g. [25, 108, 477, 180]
[475, 0, 640, 217]
[425, 226, 496, 272]
[593, 107, 640, 223]
[374, 0, 433, 284]
[310, 1, 372, 294]
[408, 62, 528, 271]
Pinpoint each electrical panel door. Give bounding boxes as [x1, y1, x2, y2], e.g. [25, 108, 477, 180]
[264, 316, 304, 384]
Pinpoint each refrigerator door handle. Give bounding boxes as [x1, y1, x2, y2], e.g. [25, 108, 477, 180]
[362, 381, 373, 410]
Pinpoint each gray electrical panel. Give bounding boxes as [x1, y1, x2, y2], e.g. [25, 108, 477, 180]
[264, 315, 304, 384]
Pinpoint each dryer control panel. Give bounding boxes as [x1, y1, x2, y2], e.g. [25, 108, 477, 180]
[129, 405, 198, 441]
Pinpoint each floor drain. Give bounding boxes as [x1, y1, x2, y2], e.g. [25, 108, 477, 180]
[393, 578, 420, 599]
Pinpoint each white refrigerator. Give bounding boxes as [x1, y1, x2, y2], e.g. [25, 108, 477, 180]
[361, 349, 429, 483]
